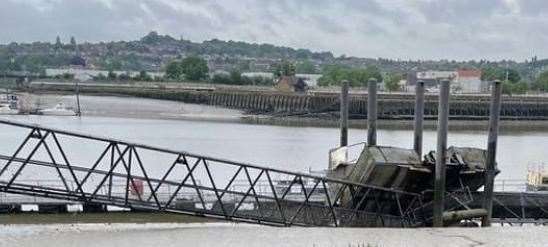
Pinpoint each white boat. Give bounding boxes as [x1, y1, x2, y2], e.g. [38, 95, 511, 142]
[39, 103, 77, 116]
[0, 103, 18, 115]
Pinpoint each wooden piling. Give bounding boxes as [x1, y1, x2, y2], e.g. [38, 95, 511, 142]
[481, 80, 503, 227]
[433, 79, 450, 227]
[367, 78, 378, 146]
[340, 81, 349, 147]
[414, 81, 425, 157]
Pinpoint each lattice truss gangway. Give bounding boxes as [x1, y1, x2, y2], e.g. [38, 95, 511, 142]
[0, 119, 434, 227]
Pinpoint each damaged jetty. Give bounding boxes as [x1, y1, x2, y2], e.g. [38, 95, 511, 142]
[6, 79, 538, 228]
[327, 79, 503, 227]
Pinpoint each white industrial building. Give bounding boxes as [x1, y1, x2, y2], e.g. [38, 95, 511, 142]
[407, 69, 486, 93]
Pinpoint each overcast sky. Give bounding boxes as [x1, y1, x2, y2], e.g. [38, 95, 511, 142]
[2, 0, 548, 61]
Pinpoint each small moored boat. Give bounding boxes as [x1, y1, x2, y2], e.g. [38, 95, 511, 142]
[0, 103, 18, 115]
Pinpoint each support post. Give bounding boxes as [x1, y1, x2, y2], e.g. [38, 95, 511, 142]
[481, 80, 502, 227]
[340, 80, 349, 147]
[367, 78, 377, 146]
[75, 80, 81, 116]
[433, 79, 450, 227]
[413, 81, 425, 157]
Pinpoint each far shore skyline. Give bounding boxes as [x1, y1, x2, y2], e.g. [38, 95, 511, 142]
[0, 31, 541, 63]
[1, 0, 547, 61]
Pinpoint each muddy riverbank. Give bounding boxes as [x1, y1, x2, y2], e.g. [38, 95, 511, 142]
[14, 93, 548, 131]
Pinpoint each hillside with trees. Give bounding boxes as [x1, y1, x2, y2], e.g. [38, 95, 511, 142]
[2, 31, 548, 93]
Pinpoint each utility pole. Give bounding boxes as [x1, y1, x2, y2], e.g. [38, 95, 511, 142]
[482, 80, 503, 227]
[433, 79, 450, 227]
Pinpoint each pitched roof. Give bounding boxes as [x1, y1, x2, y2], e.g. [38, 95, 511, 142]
[457, 69, 482, 78]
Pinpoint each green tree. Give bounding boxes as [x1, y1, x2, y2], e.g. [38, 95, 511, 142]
[62, 73, 74, 80]
[317, 65, 382, 87]
[118, 72, 130, 81]
[180, 56, 209, 81]
[104, 58, 123, 71]
[138, 70, 152, 81]
[384, 73, 403, 91]
[513, 82, 528, 94]
[107, 70, 117, 80]
[211, 73, 232, 84]
[229, 70, 242, 84]
[296, 60, 316, 74]
[502, 81, 528, 95]
[274, 61, 296, 77]
[7, 58, 21, 71]
[533, 70, 548, 92]
[55, 36, 62, 50]
[165, 61, 183, 80]
[482, 66, 527, 95]
[70, 36, 77, 51]
[95, 73, 107, 81]
[481, 67, 521, 83]
[362, 66, 383, 83]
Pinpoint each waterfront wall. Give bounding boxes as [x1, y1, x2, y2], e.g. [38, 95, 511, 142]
[27, 83, 548, 120]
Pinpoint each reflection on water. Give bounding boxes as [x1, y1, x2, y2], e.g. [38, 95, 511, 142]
[0, 114, 547, 181]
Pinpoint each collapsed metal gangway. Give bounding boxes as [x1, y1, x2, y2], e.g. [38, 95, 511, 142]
[0, 119, 428, 227]
[470, 191, 548, 225]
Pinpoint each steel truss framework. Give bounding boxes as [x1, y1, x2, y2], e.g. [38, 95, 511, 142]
[0, 119, 427, 227]
[467, 192, 548, 225]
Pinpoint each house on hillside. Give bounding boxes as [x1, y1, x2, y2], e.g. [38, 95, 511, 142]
[275, 76, 308, 93]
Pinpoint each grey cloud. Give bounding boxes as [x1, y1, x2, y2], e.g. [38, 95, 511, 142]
[517, 0, 548, 16]
[311, 15, 347, 34]
[414, 0, 511, 24]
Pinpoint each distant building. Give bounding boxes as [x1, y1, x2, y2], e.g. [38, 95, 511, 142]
[406, 69, 486, 93]
[454, 69, 486, 93]
[417, 70, 457, 88]
[275, 76, 308, 93]
[242, 72, 274, 79]
[45, 68, 165, 81]
[406, 70, 454, 89]
[242, 72, 321, 87]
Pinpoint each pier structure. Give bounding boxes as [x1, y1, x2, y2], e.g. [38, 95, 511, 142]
[0, 119, 425, 227]
[1, 80, 548, 227]
[28, 82, 548, 120]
